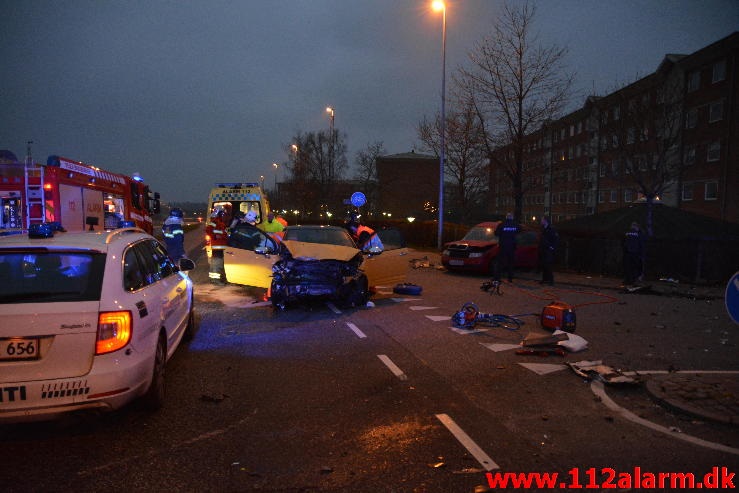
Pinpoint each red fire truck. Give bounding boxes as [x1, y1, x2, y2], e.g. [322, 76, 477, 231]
[0, 155, 160, 234]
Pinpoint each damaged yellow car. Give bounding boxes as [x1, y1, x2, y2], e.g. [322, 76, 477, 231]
[223, 224, 409, 309]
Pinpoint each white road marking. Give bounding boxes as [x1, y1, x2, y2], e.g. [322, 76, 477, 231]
[391, 297, 420, 302]
[623, 369, 739, 376]
[346, 322, 366, 339]
[326, 302, 342, 314]
[451, 327, 490, 335]
[409, 306, 439, 311]
[591, 380, 739, 456]
[377, 354, 408, 381]
[518, 363, 568, 375]
[480, 343, 521, 352]
[435, 413, 500, 471]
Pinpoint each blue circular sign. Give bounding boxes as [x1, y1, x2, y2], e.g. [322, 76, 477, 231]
[350, 192, 366, 207]
[726, 271, 739, 325]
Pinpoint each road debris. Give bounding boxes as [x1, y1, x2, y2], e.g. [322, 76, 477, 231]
[567, 360, 637, 384]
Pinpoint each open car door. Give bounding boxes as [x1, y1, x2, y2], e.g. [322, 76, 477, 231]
[360, 228, 409, 288]
[223, 224, 278, 288]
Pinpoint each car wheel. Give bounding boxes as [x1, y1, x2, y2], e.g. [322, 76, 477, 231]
[270, 280, 288, 310]
[142, 333, 167, 410]
[344, 274, 369, 307]
[183, 301, 195, 341]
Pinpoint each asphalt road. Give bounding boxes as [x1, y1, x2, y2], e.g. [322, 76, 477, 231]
[2, 241, 738, 492]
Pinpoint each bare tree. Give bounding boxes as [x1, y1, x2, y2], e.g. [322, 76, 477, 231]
[283, 129, 348, 217]
[609, 72, 684, 236]
[457, 1, 573, 222]
[353, 141, 385, 214]
[417, 102, 488, 223]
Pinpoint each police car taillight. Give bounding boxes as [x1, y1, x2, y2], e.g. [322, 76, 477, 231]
[96, 311, 132, 355]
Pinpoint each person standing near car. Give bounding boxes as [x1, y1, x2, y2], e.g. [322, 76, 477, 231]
[206, 207, 228, 285]
[623, 221, 646, 286]
[494, 212, 519, 283]
[539, 216, 558, 285]
[346, 216, 383, 251]
[260, 211, 285, 242]
[162, 207, 186, 262]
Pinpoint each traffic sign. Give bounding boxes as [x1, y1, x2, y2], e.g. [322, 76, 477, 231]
[726, 271, 739, 325]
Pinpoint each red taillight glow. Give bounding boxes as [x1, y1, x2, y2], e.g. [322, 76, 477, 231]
[96, 311, 132, 355]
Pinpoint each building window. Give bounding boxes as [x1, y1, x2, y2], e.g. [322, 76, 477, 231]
[612, 134, 619, 149]
[685, 108, 697, 129]
[705, 181, 718, 200]
[599, 162, 606, 177]
[598, 191, 605, 203]
[612, 160, 619, 176]
[624, 189, 633, 203]
[613, 105, 620, 121]
[707, 141, 721, 162]
[682, 183, 693, 201]
[712, 59, 726, 83]
[709, 100, 724, 123]
[609, 190, 617, 203]
[684, 145, 696, 165]
[687, 71, 700, 92]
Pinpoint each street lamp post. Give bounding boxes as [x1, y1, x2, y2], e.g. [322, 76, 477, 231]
[432, 1, 446, 251]
[326, 107, 335, 178]
[272, 162, 279, 193]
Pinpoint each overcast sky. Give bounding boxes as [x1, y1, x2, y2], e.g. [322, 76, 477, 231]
[2, 0, 737, 203]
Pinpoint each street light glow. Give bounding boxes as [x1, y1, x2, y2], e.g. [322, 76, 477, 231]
[432, 1, 445, 11]
[326, 106, 334, 116]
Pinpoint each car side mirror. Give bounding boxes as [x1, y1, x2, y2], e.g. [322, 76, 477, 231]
[178, 258, 195, 271]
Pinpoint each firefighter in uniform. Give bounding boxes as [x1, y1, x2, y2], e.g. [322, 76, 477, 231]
[206, 207, 228, 284]
[346, 216, 383, 251]
[162, 207, 186, 262]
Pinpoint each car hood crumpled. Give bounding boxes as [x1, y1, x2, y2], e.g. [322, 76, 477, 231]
[282, 240, 360, 262]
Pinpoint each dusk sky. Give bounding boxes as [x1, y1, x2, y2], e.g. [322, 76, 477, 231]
[2, 1, 737, 204]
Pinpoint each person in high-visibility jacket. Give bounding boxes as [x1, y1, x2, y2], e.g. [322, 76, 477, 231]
[346, 217, 383, 251]
[162, 207, 186, 262]
[206, 207, 228, 284]
[260, 211, 285, 241]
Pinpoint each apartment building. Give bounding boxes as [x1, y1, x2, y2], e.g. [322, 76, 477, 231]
[490, 32, 738, 225]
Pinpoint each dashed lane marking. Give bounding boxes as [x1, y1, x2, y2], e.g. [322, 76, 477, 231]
[409, 306, 439, 311]
[377, 354, 408, 381]
[426, 315, 451, 322]
[435, 413, 500, 471]
[346, 322, 367, 339]
[451, 327, 490, 335]
[480, 343, 522, 352]
[326, 302, 342, 314]
[391, 297, 420, 302]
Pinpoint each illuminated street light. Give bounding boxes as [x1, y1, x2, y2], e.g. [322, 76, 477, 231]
[432, 1, 446, 251]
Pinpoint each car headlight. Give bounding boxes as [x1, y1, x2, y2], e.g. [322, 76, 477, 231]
[442, 249, 449, 256]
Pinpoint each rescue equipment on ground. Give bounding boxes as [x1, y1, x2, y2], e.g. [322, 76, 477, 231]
[541, 301, 576, 333]
[393, 283, 422, 295]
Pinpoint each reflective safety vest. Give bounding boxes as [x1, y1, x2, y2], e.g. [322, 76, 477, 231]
[206, 217, 228, 249]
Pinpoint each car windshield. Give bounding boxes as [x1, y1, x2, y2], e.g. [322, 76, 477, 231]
[283, 228, 356, 248]
[462, 226, 498, 243]
[0, 251, 106, 303]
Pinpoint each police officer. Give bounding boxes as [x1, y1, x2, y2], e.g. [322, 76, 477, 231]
[206, 207, 228, 284]
[494, 212, 519, 282]
[539, 216, 558, 285]
[162, 207, 186, 262]
[623, 221, 646, 285]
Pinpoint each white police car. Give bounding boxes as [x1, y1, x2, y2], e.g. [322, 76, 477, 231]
[0, 224, 195, 422]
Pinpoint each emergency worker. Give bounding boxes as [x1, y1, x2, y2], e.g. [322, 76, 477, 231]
[206, 207, 228, 284]
[494, 212, 519, 283]
[346, 216, 384, 251]
[261, 211, 285, 241]
[244, 210, 258, 226]
[162, 208, 186, 262]
[538, 216, 558, 285]
[623, 221, 646, 285]
[229, 210, 246, 230]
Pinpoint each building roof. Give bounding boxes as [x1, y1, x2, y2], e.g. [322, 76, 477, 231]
[379, 151, 436, 160]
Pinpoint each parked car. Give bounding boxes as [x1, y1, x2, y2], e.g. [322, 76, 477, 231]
[441, 221, 540, 274]
[223, 223, 409, 308]
[0, 224, 195, 422]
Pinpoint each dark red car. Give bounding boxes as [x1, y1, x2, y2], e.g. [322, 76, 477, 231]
[441, 221, 540, 274]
